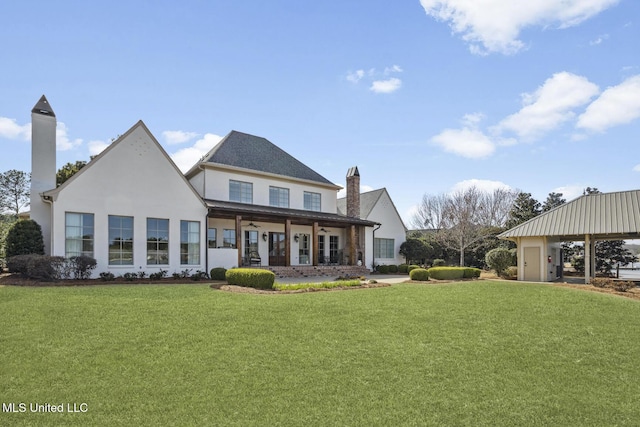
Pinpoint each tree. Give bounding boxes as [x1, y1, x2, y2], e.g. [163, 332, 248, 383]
[542, 192, 566, 212]
[399, 237, 433, 265]
[505, 192, 540, 229]
[56, 161, 87, 187]
[0, 170, 30, 216]
[412, 186, 517, 267]
[5, 219, 44, 258]
[583, 187, 599, 195]
[485, 247, 514, 276]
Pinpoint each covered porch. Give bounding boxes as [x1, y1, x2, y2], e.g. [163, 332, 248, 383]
[204, 199, 377, 271]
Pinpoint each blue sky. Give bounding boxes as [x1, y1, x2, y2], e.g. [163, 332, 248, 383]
[1, 0, 639, 226]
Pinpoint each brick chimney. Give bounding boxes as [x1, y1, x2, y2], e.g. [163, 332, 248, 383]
[346, 166, 360, 218]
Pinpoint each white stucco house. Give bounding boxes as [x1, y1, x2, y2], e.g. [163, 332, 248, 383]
[29, 95, 407, 278]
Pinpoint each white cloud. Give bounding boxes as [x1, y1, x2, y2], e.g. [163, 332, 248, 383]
[419, 0, 619, 55]
[170, 133, 223, 172]
[431, 127, 495, 158]
[451, 179, 512, 194]
[88, 140, 110, 156]
[0, 117, 30, 140]
[494, 72, 599, 140]
[551, 185, 585, 201]
[590, 34, 609, 45]
[576, 74, 640, 132]
[633, 164, 640, 172]
[56, 122, 82, 151]
[162, 130, 199, 145]
[337, 184, 374, 199]
[370, 77, 402, 94]
[346, 70, 365, 83]
[384, 65, 403, 74]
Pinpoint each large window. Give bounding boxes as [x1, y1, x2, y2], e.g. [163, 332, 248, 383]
[374, 238, 395, 259]
[180, 220, 200, 265]
[208, 228, 217, 249]
[329, 235, 339, 264]
[269, 186, 289, 208]
[229, 180, 253, 204]
[223, 229, 236, 248]
[109, 215, 134, 265]
[304, 191, 321, 211]
[244, 230, 259, 259]
[147, 218, 169, 265]
[65, 212, 94, 258]
[298, 234, 310, 264]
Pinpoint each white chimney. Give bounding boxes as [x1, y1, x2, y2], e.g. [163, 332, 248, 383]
[30, 95, 56, 255]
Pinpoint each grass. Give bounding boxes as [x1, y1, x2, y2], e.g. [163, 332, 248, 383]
[273, 279, 363, 291]
[2, 281, 640, 426]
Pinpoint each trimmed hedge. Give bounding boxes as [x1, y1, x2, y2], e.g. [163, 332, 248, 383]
[398, 264, 409, 274]
[409, 268, 430, 281]
[407, 265, 421, 273]
[377, 265, 390, 274]
[210, 267, 227, 280]
[388, 264, 398, 274]
[427, 267, 481, 280]
[225, 268, 275, 289]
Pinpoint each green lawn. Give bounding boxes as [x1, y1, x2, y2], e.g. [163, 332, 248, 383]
[1, 281, 640, 426]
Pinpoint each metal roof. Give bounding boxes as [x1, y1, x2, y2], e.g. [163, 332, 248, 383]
[498, 190, 640, 240]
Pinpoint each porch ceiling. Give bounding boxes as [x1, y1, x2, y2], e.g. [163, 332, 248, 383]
[204, 199, 378, 228]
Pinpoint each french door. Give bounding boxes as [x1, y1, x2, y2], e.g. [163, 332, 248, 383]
[269, 232, 286, 266]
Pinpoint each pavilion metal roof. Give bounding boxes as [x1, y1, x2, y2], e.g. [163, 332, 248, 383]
[498, 190, 640, 240]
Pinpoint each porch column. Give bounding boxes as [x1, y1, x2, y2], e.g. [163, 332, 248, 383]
[312, 222, 319, 266]
[349, 225, 356, 266]
[285, 219, 291, 267]
[584, 234, 591, 284]
[236, 215, 242, 267]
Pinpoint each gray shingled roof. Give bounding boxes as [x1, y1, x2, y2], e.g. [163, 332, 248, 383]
[337, 188, 385, 219]
[202, 130, 335, 186]
[498, 190, 640, 240]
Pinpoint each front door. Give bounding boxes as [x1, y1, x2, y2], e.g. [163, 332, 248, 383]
[523, 247, 541, 282]
[269, 232, 286, 266]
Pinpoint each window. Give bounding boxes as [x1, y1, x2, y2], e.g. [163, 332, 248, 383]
[147, 218, 169, 265]
[229, 180, 253, 204]
[304, 191, 321, 211]
[208, 228, 217, 249]
[269, 186, 289, 208]
[65, 213, 94, 258]
[244, 230, 258, 259]
[223, 229, 236, 248]
[329, 235, 339, 264]
[298, 234, 310, 264]
[374, 238, 395, 259]
[318, 235, 325, 264]
[109, 215, 134, 265]
[180, 221, 200, 265]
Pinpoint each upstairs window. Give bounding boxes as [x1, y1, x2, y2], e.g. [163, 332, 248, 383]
[303, 191, 321, 212]
[229, 180, 253, 204]
[269, 186, 290, 208]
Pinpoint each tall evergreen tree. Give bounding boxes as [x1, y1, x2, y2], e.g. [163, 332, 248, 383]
[505, 192, 540, 229]
[0, 170, 30, 216]
[542, 192, 566, 212]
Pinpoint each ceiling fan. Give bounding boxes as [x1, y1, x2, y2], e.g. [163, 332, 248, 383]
[245, 222, 261, 228]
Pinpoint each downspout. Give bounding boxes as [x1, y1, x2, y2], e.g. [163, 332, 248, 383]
[371, 223, 381, 272]
[41, 194, 54, 256]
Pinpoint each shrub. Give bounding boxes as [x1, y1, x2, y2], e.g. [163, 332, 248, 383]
[388, 264, 398, 274]
[504, 266, 518, 279]
[590, 277, 636, 292]
[5, 220, 44, 258]
[409, 268, 430, 281]
[191, 270, 209, 281]
[463, 268, 482, 278]
[432, 259, 446, 267]
[611, 281, 635, 292]
[149, 270, 168, 281]
[210, 267, 227, 280]
[6, 254, 64, 281]
[407, 265, 421, 273]
[68, 256, 97, 280]
[590, 277, 611, 288]
[485, 248, 514, 277]
[123, 272, 138, 281]
[377, 265, 390, 274]
[398, 264, 408, 274]
[427, 267, 465, 280]
[99, 272, 116, 281]
[225, 268, 275, 289]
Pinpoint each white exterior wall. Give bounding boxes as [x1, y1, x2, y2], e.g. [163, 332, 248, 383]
[194, 167, 338, 212]
[366, 191, 406, 267]
[516, 237, 562, 282]
[49, 124, 207, 277]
